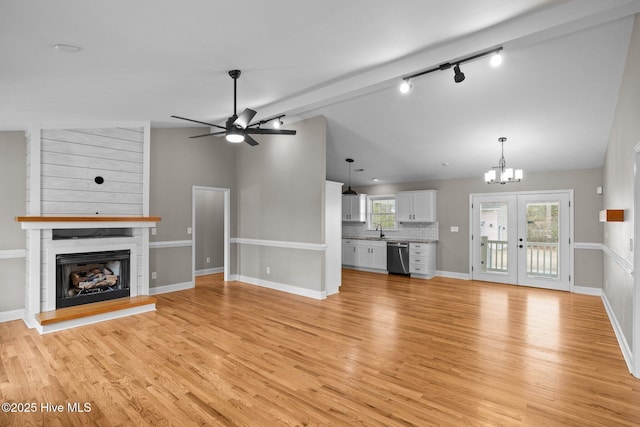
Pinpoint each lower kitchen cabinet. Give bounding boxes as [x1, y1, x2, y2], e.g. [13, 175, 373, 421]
[356, 240, 387, 270]
[409, 242, 436, 278]
[342, 239, 357, 266]
[342, 239, 387, 271]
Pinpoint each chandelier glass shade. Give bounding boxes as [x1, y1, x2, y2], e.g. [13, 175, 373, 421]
[484, 137, 523, 184]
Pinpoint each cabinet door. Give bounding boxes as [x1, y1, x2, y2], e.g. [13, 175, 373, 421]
[371, 246, 388, 270]
[342, 197, 352, 221]
[356, 244, 370, 267]
[342, 242, 357, 265]
[412, 191, 436, 222]
[396, 193, 413, 222]
[342, 195, 366, 222]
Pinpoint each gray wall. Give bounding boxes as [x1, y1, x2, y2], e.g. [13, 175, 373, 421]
[149, 127, 236, 287]
[0, 131, 26, 311]
[235, 115, 327, 291]
[355, 168, 603, 288]
[195, 188, 224, 270]
[602, 14, 640, 352]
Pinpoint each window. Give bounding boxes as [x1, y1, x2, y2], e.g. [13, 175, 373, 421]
[368, 195, 397, 230]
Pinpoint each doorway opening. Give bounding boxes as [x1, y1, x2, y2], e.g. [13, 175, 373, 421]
[192, 186, 230, 284]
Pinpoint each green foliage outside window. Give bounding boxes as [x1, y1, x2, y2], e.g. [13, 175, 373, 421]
[369, 197, 397, 229]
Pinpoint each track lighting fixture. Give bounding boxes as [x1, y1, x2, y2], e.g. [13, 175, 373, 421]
[490, 52, 503, 67]
[398, 46, 502, 90]
[453, 64, 465, 83]
[399, 79, 412, 94]
[256, 114, 286, 129]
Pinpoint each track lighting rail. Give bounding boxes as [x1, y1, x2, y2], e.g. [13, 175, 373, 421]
[401, 46, 503, 83]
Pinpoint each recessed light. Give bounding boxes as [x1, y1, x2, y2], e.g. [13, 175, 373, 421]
[53, 44, 82, 53]
[442, 162, 450, 166]
[372, 178, 381, 182]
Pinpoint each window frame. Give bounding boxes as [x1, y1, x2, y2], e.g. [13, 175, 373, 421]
[367, 194, 398, 231]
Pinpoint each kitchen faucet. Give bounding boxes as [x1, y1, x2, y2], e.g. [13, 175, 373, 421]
[376, 224, 385, 239]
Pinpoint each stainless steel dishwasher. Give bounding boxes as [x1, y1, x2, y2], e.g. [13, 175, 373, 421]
[387, 241, 410, 275]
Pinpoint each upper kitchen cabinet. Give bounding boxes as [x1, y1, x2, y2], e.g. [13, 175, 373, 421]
[342, 194, 367, 222]
[396, 190, 437, 223]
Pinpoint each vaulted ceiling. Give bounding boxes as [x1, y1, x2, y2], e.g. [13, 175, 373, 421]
[2, 0, 639, 186]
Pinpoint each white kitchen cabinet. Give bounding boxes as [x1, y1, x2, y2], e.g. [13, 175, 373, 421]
[342, 239, 358, 266]
[409, 242, 436, 278]
[356, 240, 387, 270]
[342, 239, 387, 270]
[396, 190, 436, 223]
[342, 194, 367, 222]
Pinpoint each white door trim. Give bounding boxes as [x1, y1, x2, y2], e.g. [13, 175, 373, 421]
[469, 189, 574, 291]
[192, 186, 230, 283]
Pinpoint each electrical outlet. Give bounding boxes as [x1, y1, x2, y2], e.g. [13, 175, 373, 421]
[266, 266, 271, 274]
[187, 227, 192, 235]
[151, 228, 157, 235]
[206, 257, 211, 264]
[151, 272, 157, 280]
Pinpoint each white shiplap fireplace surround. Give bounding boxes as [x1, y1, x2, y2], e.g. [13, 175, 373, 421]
[19, 123, 158, 334]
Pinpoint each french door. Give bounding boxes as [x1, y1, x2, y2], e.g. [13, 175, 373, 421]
[471, 191, 572, 291]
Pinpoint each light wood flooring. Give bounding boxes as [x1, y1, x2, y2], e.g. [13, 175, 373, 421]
[2, 270, 640, 426]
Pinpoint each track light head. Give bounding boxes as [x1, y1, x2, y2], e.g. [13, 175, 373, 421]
[399, 79, 412, 94]
[273, 119, 283, 129]
[490, 52, 503, 67]
[453, 64, 465, 83]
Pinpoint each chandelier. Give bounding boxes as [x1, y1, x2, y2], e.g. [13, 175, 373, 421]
[484, 137, 523, 184]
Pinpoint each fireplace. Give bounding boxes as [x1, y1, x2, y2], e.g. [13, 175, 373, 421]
[56, 250, 131, 309]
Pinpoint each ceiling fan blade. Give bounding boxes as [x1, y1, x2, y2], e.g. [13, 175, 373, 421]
[246, 128, 297, 135]
[189, 131, 226, 139]
[233, 108, 257, 129]
[244, 134, 259, 146]
[171, 115, 226, 130]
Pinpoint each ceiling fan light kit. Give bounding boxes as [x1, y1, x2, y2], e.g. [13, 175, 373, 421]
[484, 137, 523, 185]
[171, 70, 296, 146]
[399, 46, 502, 92]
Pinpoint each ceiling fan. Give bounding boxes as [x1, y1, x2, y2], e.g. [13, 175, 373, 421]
[171, 70, 296, 146]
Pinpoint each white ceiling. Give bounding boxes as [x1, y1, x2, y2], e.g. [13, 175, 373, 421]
[2, 0, 639, 186]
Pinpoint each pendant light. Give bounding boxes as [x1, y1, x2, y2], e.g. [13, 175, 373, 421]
[342, 158, 357, 195]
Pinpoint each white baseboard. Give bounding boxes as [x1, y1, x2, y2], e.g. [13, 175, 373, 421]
[573, 286, 602, 296]
[236, 275, 325, 300]
[148, 281, 194, 295]
[0, 309, 25, 323]
[601, 292, 633, 374]
[195, 267, 224, 276]
[436, 270, 471, 280]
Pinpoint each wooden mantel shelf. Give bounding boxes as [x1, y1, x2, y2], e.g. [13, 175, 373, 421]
[17, 216, 161, 222]
[16, 216, 160, 230]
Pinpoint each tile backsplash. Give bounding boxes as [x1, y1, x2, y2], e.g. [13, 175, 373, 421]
[342, 221, 439, 241]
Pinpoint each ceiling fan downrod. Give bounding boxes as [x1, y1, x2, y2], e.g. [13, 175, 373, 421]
[229, 69, 241, 118]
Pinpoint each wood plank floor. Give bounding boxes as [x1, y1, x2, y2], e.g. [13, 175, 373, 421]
[2, 270, 640, 426]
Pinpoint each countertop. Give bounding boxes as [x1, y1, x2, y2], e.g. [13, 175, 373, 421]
[342, 236, 438, 244]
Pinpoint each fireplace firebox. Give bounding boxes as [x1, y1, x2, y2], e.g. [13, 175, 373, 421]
[56, 250, 131, 309]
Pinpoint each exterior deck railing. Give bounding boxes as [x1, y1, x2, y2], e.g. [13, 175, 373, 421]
[481, 238, 558, 277]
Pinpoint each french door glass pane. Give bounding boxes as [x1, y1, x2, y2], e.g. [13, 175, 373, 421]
[480, 202, 509, 274]
[525, 201, 559, 278]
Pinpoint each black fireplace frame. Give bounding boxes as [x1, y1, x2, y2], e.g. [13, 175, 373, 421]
[56, 250, 131, 309]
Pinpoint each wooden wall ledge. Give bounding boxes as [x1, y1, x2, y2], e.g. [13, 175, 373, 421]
[16, 216, 161, 222]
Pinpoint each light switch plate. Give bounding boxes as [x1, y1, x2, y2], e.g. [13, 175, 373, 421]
[451, 226, 459, 232]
